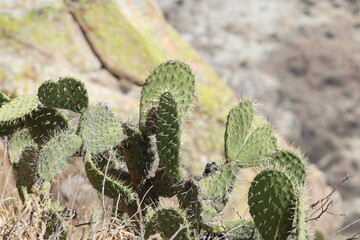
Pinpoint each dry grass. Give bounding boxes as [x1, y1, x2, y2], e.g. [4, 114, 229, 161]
[0, 141, 140, 240]
[0, 192, 139, 240]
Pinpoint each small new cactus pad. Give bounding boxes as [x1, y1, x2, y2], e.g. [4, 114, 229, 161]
[25, 108, 69, 145]
[0, 95, 40, 122]
[37, 132, 82, 181]
[237, 124, 277, 167]
[156, 92, 183, 184]
[139, 60, 195, 127]
[199, 161, 238, 211]
[38, 76, 89, 113]
[248, 169, 296, 240]
[84, 153, 135, 205]
[145, 208, 190, 240]
[8, 128, 37, 164]
[225, 100, 254, 161]
[271, 150, 306, 187]
[78, 104, 123, 154]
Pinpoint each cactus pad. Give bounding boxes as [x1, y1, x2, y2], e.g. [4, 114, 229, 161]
[25, 108, 69, 145]
[237, 124, 277, 167]
[8, 128, 37, 164]
[37, 132, 82, 181]
[13, 147, 38, 201]
[84, 152, 135, 205]
[122, 124, 155, 187]
[156, 92, 183, 184]
[177, 179, 202, 231]
[293, 193, 309, 240]
[0, 91, 10, 105]
[271, 150, 306, 187]
[199, 161, 238, 211]
[225, 100, 253, 161]
[38, 76, 89, 113]
[139, 60, 195, 127]
[145, 208, 190, 240]
[0, 94, 29, 136]
[248, 169, 296, 240]
[78, 104, 123, 154]
[0, 95, 40, 123]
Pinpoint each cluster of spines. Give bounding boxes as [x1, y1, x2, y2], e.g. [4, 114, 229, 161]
[0, 60, 310, 239]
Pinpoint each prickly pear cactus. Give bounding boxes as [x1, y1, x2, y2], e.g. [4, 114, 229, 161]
[271, 150, 306, 187]
[155, 92, 183, 189]
[25, 107, 69, 145]
[78, 104, 123, 154]
[13, 146, 38, 201]
[84, 152, 135, 207]
[38, 76, 89, 113]
[8, 128, 37, 164]
[145, 208, 190, 240]
[248, 169, 296, 240]
[225, 100, 253, 161]
[37, 132, 82, 181]
[0, 60, 311, 239]
[139, 60, 195, 128]
[199, 100, 277, 213]
[0, 95, 40, 123]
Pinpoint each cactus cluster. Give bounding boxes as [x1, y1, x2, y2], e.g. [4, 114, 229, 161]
[0, 60, 309, 239]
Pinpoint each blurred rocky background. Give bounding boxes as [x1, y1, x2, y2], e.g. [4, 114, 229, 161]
[157, 0, 360, 236]
[0, 0, 358, 238]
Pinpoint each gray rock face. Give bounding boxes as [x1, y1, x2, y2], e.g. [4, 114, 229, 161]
[157, 0, 360, 236]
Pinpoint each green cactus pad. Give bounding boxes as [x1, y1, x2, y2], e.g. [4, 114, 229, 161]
[237, 124, 277, 167]
[225, 100, 254, 161]
[0, 95, 40, 123]
[156, 92, 183, 184]
[271, 150, 306, 187]
[0, 121, 24, 137]
[38, 76, 89, 113]
[145, 208, 190, 240]
[84, 152, 135, 205]
[122, 124, 155, 187]
[293, 194, 309, 240]
[0, 91, 10, 105]
[8, 128, 37, 164]
[139, 60, 195, 128]
[177, 179, 202, 231]
[37, 132, 82, 181]
[248, 169, 296, 240]
[25, 108, 70, 145]
[199, 161, 238, 211]
[13, 147, 38, 201]
[78, 104, 123, 154]
[0, 93, 26, 136]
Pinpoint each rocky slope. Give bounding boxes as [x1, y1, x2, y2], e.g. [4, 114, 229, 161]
[157, 0, 360, 235]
